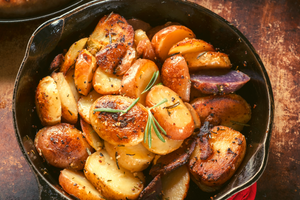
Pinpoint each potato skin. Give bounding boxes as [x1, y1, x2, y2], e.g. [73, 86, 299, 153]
[114, 46, 137, 75]
[162, 55, 191, 102]
[34, 123, 93, 170]
[90, 95, 148, 146]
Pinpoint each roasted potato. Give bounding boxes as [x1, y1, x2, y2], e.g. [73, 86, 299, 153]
[34, 123, 93, 170]
[184, 102, 201, 129]
[50, 53, 64, 72]
[114, 46, 137, 75]
[151, 25, 195, 61]
[191, 94, 251, 131]
[147, 21, 181, 40]
[190, 69, 251, 95]
[65, 69, 80, 102]
[74, 49, 97, 96]
[84, 150, 144, 200]
[80, 119, 104, 151]
[35, 76, 61, 126]
[78, 90, 102, 124]
[93, 66, 122, 95]
[105, 141, 155, 172]
[189, 126, 246, 192]
[135, 29, 156, 60]
[162, 165, 190, 200]
[121, 59, 160, 105]
[127, 18, 152, 32]
[59, 169, 106, 200]
[90, 95, 148, 146]
[60, 37, 88, 75]
[51, 72, 78, 124]
[145, 85, 194, 140]
[161, 55, 191, 102]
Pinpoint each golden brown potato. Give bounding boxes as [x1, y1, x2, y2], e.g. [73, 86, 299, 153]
[35, 76, 61, 126]
[74, 49, 97, 96]
[184, 102, 201, 129]
[51, 72, 78, 125]
[60, 37, 88, 75]
[93, 66, 122, 95]
[78, 90, 102, 124]
[184, 51, 231, 71]
[147, 21, 181, 40]
[121, 59, 160, 105]
[127, 18, 152, 32]
[80, 119, 104, 151]
[168, 38, 215, 56]
[145, 85, 194, 140]
[90, 95, 148, 146]
[65, 69, 80, 102]
[34, 123, 93, 170]
[161, 55, 191, 102]
[84, 150, 144, 200]
[191, 94, 251, 131]
[105, 141, 155, 172]
[59, 169, 106, 200]
[162, 165, 190, 200]
[189, 126, 246, 192]
[134, 29, 149, 46]
[114, 46, 137, 75]
[135, 29, 156, 60]
[151, 25, 195, 61]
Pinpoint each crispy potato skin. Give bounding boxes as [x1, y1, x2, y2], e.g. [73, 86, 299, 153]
[35, 76, 61, 126]
[191, 94, 251, 131]
[90, 95, 148, 146]
[189, 126, 246, 191]
[114, 46, 137, 75]
[34, 123, 93, 170]
[162, 55, 191, 102]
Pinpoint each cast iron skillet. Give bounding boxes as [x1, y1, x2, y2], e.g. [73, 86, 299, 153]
[12, 0, 274, 199]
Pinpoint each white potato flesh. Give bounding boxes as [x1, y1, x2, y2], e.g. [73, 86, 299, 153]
[78, 90, 102, 124]
[35, 76, 61, 126]
[59, 169, 106, 200]
[162, 165, 190, 200]
[65, 69, 80, 102]
[80, 119, 104, 151]
[93, 67, 122, 95]
[134, 29, 149, 46]
[51, 72, 78, 124]
[84, 150, 144, 200]
[105, 141, 155, 172]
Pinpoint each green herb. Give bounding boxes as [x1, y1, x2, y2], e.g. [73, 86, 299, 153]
[197, 51, 207, 59]
[156, 83, 163, 86]
[93, 97, 140, 114]
[141, 71, 159, 94]
[230, 120, 250, 126]
[164, 101, 180, 110]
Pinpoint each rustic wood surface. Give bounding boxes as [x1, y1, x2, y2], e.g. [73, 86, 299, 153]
[0, 0, 299, 199]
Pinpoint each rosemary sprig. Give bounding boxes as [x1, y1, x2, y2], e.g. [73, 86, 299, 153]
[197, 51, 208, 59]
[141, 71, 159, 94]
[93, 97, 140, 114]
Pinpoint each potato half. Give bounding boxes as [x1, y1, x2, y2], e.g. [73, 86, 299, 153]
[59, 169, 106, 200]
[80, 119, 104, 151]
[78, 90, 102, 124]
[145, 85, 194, 140]
[90, 95, 148, 146]
[84, 150, 144, 200]
[35, 76, 61, 126]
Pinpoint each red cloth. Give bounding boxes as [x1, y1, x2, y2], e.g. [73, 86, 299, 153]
[227, 183, 257, 200]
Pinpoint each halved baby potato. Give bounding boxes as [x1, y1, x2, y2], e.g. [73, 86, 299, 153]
[34, 123, 93, 170]
[65, 69, 80, 102]
[74, 49, 97, 96]
[114, 46, 137, 75]
[60, 37, 88, 75]
[51, 72, 78, 124]
[161, 55, 191, 102]
[78, 90, 102, 124]
[80, 119, 104, 151]
[189, 126, 246, 192]
[151, 25, 195, 61]
[145, 85, 194, 140]
[105, 141, 155, 172]
[35, 76, 61, 126]
[59, 169, 106, 200]
[84, 150, 144, 200]
[90, 95, 148, 146]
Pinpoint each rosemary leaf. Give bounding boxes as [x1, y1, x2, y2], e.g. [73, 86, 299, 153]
[164, 101, 180, 110]
[141, 71, 159, 94]
[93, 97, 140, 114]
[124, 97, 140, 113]
[144, 113, 151, 143]
[151, 119, 165, 142]
[148, 115, 152, 148]
[197, 51, 207, 59]
[152, 116, 167, 136]
[149, 98, 168, 110]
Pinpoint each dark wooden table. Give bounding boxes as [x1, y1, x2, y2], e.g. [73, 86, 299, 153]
[0, 0, 299, 199]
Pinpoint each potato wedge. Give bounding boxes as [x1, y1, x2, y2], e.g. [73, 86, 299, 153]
[65, 69, 80, 102]
[34, 123, 93, 170]
[168, 38, 215, 56]
[78, 90, 102, 124]
[135, 29, 156, 60]
[184, 51, 231, 71]
[105, 141, 155, 172]
[114, 46, 137, 75]
[189, 126, 246, 192]
[59, 169, 106, 200]
[35, 76, 61, 126]
[50, 53, 64, 72]
[84, 150, 144, 200]
[60, 37, 88, 75]
[151, 25, 195, 61]
[74, 49, 97, 96]
[147, 21, 181, 40]
[184, 102, 201, 129]
[161, 55, 191, 102]
[191, 94, 251, 131]
[145, 85, 194, 140]
[52, 72, 78, 124]
[162, 165, 190, 200]
[80, 119, 104, 151]
[93, 66, 122, 95]
[90, 95, 148, 146]
[127, 18, 152, 32]
[121, 59, 159, 105]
